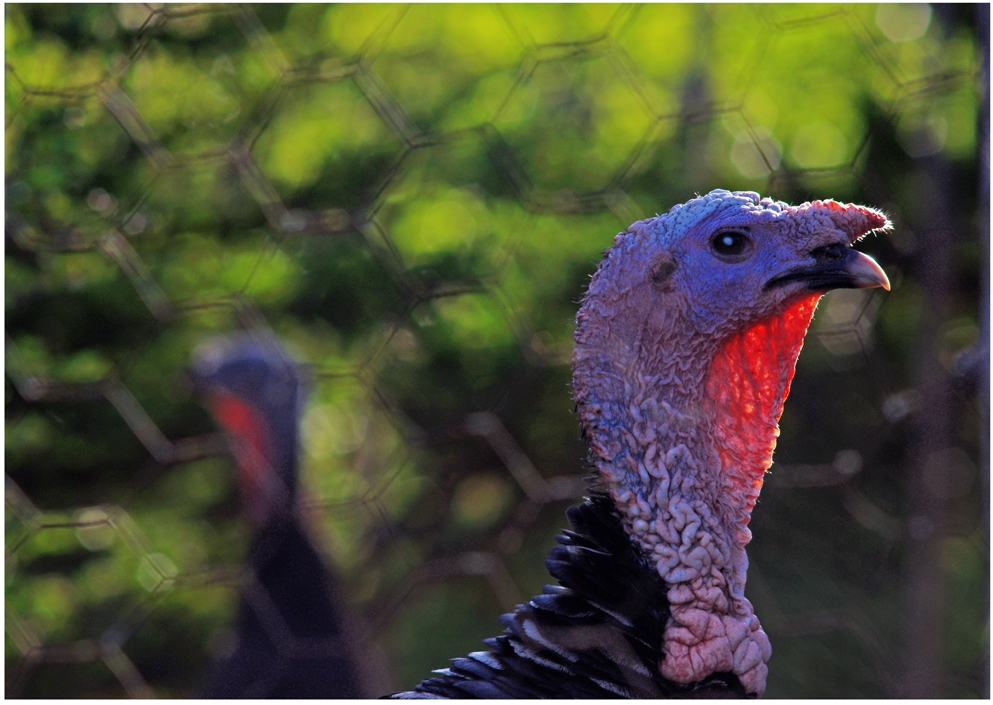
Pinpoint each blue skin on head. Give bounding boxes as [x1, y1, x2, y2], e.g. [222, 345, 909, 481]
[605, 190, 888, 342]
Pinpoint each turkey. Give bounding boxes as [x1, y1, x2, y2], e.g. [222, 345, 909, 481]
[391, 189, 890, 698]
[191, 334, 390, 698]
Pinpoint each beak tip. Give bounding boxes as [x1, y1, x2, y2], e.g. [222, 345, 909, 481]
[847, 252, 890, 292]
[854, 250, 890, 292]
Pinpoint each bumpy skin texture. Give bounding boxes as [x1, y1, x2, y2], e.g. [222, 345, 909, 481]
[573, 190, 889, 695]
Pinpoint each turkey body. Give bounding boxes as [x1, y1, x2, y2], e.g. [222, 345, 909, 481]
[395, 494, 745, 699]
[390, 189, 891, 699]
[192, 335, 390, 698]
[196, 516, 365, 698]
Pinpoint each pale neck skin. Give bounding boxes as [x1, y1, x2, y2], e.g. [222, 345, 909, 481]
[571, 191, 888, 695]
[574, 294, 817, 696]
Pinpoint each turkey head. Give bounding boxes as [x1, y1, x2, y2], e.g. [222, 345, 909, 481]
[572, 190, 890, 695]
[191, 335, 304, 529]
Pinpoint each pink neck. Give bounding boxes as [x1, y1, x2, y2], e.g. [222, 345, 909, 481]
[572, 294, 822, 695]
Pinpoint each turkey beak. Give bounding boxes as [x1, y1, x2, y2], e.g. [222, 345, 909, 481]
[765, 245, 890, 292]
[837, 248, 890, 290]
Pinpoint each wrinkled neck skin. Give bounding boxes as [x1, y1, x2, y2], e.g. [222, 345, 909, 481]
[574, 270, 820, 696]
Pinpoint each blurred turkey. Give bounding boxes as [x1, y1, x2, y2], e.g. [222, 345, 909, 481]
[191, 334, 391, 698]
[392, 190, 891, 698]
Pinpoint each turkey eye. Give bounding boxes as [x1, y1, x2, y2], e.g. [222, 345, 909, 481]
[710, 231, 752, 259]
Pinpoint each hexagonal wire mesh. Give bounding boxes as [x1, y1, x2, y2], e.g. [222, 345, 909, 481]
[5, 4, 987, 698]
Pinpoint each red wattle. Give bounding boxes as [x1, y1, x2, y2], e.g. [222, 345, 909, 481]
[703, 295, 821, 516]
[209, 391, 271, 518]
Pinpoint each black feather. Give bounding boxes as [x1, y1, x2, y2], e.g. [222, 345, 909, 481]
[197, 519, 365, 698]
[389, 493, 748, 699]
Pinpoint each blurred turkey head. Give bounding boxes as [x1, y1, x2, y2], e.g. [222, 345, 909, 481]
[191, 334, 308, 528]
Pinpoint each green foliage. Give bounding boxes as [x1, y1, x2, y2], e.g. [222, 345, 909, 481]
[4, 3, 985, 698]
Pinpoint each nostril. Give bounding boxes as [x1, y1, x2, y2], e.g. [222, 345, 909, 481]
[809, 243, 846, 264]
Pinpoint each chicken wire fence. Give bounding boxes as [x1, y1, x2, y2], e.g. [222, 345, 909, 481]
[4, 3, 988, 698]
